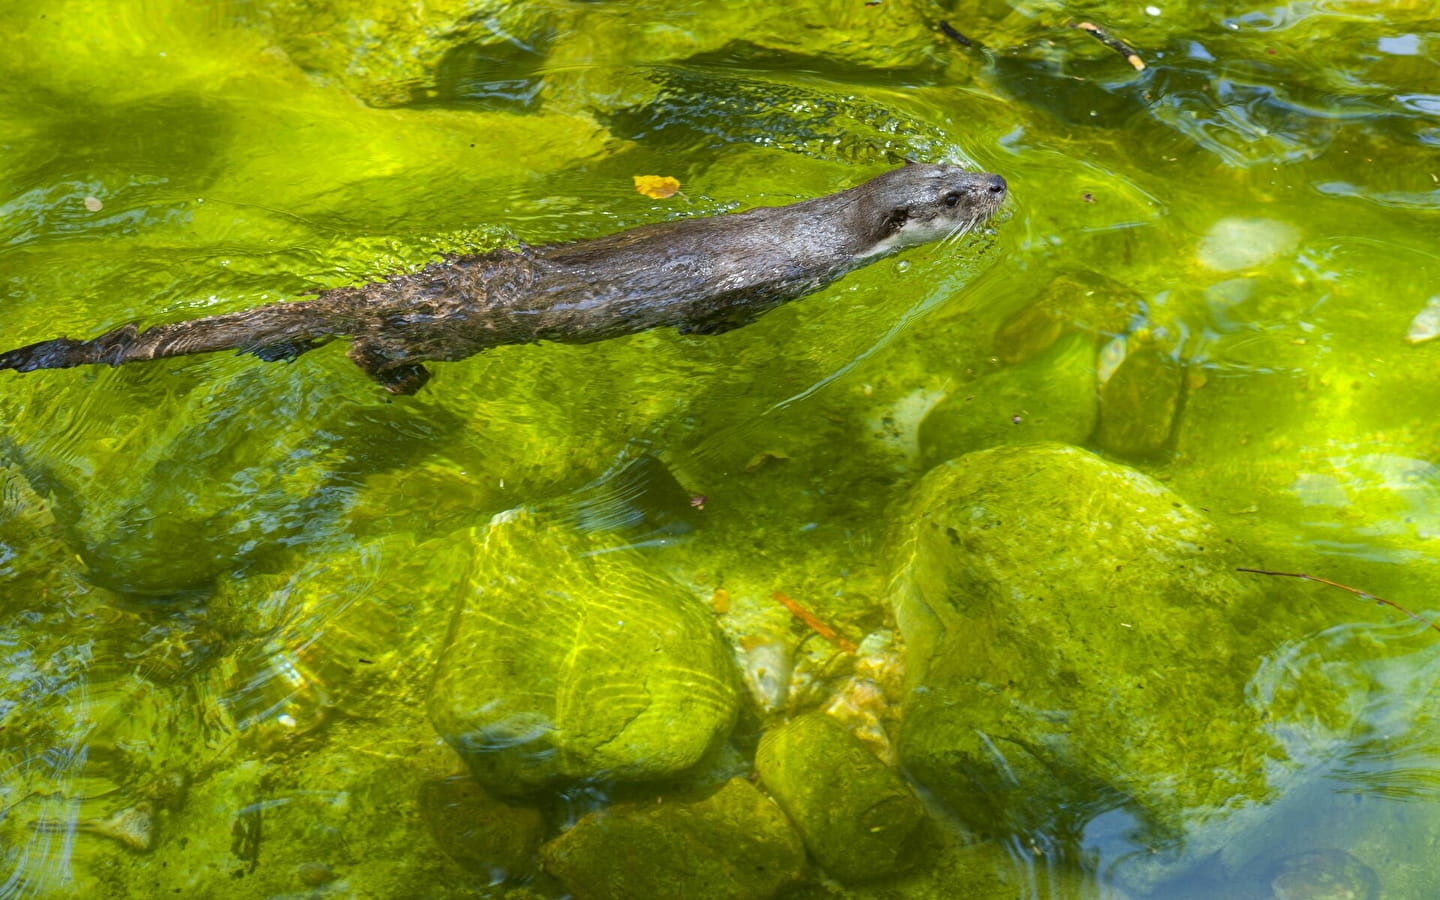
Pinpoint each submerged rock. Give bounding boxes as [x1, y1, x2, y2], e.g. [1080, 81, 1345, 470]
[113, 731, 486, 898]
[1093, 346, 1186, 459]
[244, 0, 947, 114]
[918, 332, 1099, 469]
[755, 712, 930, 883]
[419, 776, 544, 881]
[201, 531, 463, 756]
[74, 801, 156, 853]
[1404, 295, 1440, 344]
[0, 461, 96, 601]
[890, 443, 1292, 888]
[1197, 217, 1299, 272]
[1269, 849, 1379, 900]
[429, 509, 739, 794]
[0, 368, 460, 594]
[992, 269, 1143, 368]
[541, 778, 806, 900]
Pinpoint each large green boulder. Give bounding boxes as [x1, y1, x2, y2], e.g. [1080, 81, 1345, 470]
[755, 712, 930, 883]
[541, 778, 806, 900]
[890, 443, 1304, 888]
[429, 509, 740, 793]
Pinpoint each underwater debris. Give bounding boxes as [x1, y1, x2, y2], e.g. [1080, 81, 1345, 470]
[772, 590, 857, 653]
[1237, 567, 1440, 635]
[1074, 21, 1146, 71]
[78, 801, 156, 853]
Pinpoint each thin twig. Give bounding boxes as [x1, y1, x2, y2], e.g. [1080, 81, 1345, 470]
[773, 591, 857, 653]
[1237, 567, 1440, 635]
[937, 20, 979, 49]
[1074, 21, 1146, 71]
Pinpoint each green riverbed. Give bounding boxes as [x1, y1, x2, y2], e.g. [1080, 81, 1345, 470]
[1, 1, 1438, 897]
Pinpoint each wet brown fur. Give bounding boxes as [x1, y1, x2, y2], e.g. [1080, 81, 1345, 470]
[0, 165, 1006, 394]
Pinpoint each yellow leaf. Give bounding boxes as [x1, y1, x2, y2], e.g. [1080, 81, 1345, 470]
[633, 174, 680, 199]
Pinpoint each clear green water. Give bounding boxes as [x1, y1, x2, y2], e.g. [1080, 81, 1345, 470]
[1, 1, 1439, 897]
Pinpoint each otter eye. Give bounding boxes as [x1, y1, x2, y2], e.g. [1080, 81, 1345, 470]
[943, 192, 962, 207]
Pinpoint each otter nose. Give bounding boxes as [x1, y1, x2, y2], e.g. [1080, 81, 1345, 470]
[985, 174, 1007, 194]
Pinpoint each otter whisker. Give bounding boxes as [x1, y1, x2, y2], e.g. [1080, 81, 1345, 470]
[939, 219, 976, 252]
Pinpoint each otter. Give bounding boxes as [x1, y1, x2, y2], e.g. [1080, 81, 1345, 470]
[0, 164, 1006, 394]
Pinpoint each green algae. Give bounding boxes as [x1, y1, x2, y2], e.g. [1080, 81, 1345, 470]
[918, 330, 1100, 468]
[541, 777, 806, 900]
[429, 510, 739, 793]
[1093, 345, 1186, 459]
[420, 775, 546, 880]
[890, 444, 1320, 890]
[755, 713, 930, 883]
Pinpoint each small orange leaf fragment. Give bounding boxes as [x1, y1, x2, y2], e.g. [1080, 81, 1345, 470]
[633, 175, 681, 199]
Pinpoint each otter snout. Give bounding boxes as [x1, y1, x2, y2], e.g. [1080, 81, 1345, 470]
[947, 171, 1007, 221]
[961, 172, 1007, 202]
[966, 172, 1008, 218]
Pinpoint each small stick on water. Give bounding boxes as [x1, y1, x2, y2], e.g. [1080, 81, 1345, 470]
[1237, 567, 1440, 635]
[1074, 21, 1146, 71]
[937, 20, 980, 49]
[773, 591, 858, 653]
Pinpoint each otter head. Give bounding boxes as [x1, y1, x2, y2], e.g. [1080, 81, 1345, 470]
[853, 163, 1007, 260]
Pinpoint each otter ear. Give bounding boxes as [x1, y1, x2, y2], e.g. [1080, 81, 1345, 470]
[902, 157, 918, 166]
[882, 208, 909, 232]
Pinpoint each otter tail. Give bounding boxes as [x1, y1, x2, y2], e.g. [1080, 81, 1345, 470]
[0, 299, 345, 374]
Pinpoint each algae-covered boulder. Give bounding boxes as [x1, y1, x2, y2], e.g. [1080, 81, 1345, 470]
[102, 729, 492, 898]
[241, 0, 947, 112]
[419, 776, 545, 880]
[1093, 346, 1187, 460]
[541, 777, 805, 900]
[891, 444, 1292, 877]
[0, 368, 462, 595]
[1268, 849, 1379, 900]
[0, 461, 98, 603]
[239, 0, 527, 106]
[755, 712, 930, 883]
[429, 509, 739, 793]
[202, 530, 468, 755]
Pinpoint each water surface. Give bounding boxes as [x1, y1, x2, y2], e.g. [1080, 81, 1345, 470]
[1, 1, 1438, 897]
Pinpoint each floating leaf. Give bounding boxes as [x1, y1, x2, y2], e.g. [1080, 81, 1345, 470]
[633, 175, 680, 199]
